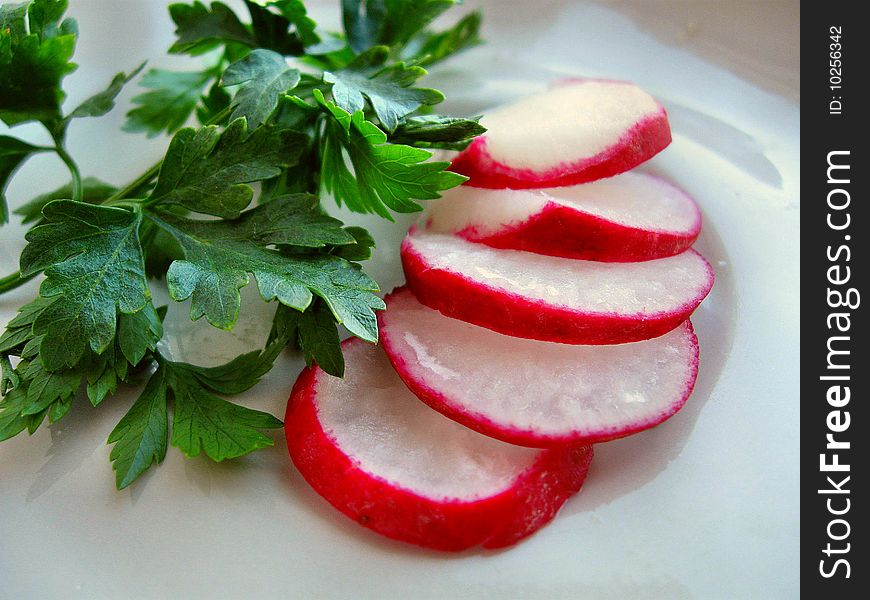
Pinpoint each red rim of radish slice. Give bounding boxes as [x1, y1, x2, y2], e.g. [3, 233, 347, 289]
[401, 229, 714, 345]
[380, 287, 699, 447]
[285, 338, 594, 551]
[423, 172, 701, 262]
[450, 78, 671, 189]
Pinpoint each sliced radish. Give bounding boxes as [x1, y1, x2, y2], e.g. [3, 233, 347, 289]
[423, 172, 701, 261]
[401, 229, 713, 344]
[285, 338, 593, 551]
[380, 288, 699, 446]
[450, 79, 671, 189]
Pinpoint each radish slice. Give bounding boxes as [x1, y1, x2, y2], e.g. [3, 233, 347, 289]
[380, 288, 699, 446]
[424, 172, 701, 261]
[450, 79, 671, 189]
[401, 229, 713, 344]
[285, 339, 593, 551]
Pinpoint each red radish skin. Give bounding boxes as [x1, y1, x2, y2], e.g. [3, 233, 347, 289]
[424, 173, 701, 261]
[401, 229, 714, 345]
[450, 79, 671, 189]
[285, 339, 594, 552]
[380, 288, 699, 447]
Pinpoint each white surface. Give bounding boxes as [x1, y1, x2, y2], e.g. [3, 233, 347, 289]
[313, 341, 539, 500]
[0, 1, 799, 599]
[381, 290, 697, 438]
[427, 172, 700, 235]
[406, 228, 711, 315]
[480, 79, 660, 171]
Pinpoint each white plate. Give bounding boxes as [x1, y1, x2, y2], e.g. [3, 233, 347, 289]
[0, 1, 799, 598]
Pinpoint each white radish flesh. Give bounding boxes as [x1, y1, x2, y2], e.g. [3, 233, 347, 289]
[424, 172, 701, 261]
[380, 288, 699, 446]
[284, 339, 593, 551]
[450, 79, 671, 189]
[401, 228, 714, 344]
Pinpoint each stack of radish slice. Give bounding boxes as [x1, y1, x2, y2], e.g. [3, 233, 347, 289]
[285, 78, 714, 551]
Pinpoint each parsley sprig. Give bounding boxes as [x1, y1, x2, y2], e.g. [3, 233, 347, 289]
[1, 0, 484, 489]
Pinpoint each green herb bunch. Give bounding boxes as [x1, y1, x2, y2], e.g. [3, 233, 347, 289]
[0, 0, 483, 488]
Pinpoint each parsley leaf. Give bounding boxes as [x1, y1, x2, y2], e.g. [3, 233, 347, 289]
[333, 225, 375, 261]
[149, 209, 384, 338]
[403, 11, 482, 67]
[341, 0, 456, 54]
[19, 201, 150, 370]
[221, 49, 300, 128]
[124, 69, 212, 137]
[245, 0, 302, 55]
[388, 114, 486, 150]
[14, 177, 116, 224]
[0, 383, 29, 442]
[168, 1, 255, 55]
[212, 193, 354, 247]
[324, 46, 443, 131]
[108, 345, 282, 489]
[65, 62, 145, 121]
[272, 299, 344, 376]
[107, 365, 169, 489]
[0, 0, 77, 126]
[171, 367, 281, 461]
[148, 118, 305, 218]
[1, 136, 48, 224]
[316, 90, 466, 218]
[26, 0, 77, 41]
[19, 358, 81, 416]
[117, 300, 163, 366]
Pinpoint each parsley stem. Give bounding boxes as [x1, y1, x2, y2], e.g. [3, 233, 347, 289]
[54, 144, 83, 203]
[0, 270, 37, 295]
[103, 163, 163, 205]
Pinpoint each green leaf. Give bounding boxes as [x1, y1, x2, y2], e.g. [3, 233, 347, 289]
[221, 49, 300, 128]
[48, 393, 72, 422]
[148, 119, 305, 218]
[108, 365, 169, 489]
[20, 201, 150, 370]
[264, 0, 320, 47]
[285, 300, 345, 377]
[26, 0, 74, 41]
[244, 0, 302, 55]
[117, 300, 163, 367]
[0, 384, 28, 442]
[170, 371, 281, 461]
[333, 226, 375, 261]
[14, 177, 116, 224]
[142, 222, 185, 279]
[195, 80, 231, 125]
[86, 354, 117, 407]
[1, 136, 46, 224]
[124, 69, 212, 137]
[183, 342, 282, 394]
[403, 11, 482, 67]
[341, 0, 456, 53]
[208, 193, 354, 248]
[388, 114, 485, 150]
[65, 62, 145, 121]
[149, 210, 384, 339]
[1, 354, 19, 395]
[107, 341, 284, 488]
[168, 1, 255, 55]
[316, 90, 466, 218]
[0, 326, 31, 354]
[0, 0, 77, 126]
[0, 3, 29, 39]
[21, 359, 81, 416]
[324, 46, 442, 131]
